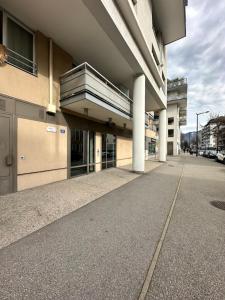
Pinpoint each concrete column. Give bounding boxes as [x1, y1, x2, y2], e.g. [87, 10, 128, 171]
[132, 74, 145, 173]
[159, 109, 167, 162]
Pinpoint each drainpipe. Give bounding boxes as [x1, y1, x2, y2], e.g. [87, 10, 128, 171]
[47, 38, 56, 114]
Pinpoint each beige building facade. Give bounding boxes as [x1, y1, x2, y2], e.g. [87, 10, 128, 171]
[167, 78, 188, 155]
[0, 0, 187, 194]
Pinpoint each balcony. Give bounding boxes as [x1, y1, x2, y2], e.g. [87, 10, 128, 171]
[179, 116, 187, 126]
[60, 63, 133, 128]
[167, 78, 187, 91]
[167, 93, 187, 102]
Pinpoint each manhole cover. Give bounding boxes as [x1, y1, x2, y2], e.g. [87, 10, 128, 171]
[210, 201, 225, 211]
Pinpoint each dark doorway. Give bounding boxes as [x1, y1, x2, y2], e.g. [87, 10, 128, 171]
[167, 142, 173, 156]
[0, 114, 13, 195]
[102, 133, 116, 169]
[70, 129, 95, 176]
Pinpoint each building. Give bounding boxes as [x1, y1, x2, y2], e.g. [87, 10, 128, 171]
[201, 123, 217, 149]
[201, 118, 225, 150]
[166, 78, 187, 155]
[145, 112, 158, 159]
[0, 0, 187, 195]
[218, 126, 225, 150]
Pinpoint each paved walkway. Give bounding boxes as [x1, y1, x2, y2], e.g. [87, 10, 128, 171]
[0, 160, 160, 250]
[146, 156, 225, 300]
[0, 156, 225, 299]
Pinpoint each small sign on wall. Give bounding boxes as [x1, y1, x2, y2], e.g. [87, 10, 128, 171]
[47, 126, 57, 133]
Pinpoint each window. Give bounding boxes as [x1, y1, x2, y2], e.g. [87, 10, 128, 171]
[168, 129, 174, 137]
[3, 12, 36, 75]
[168, 117, 174, 125]
[102, 133, 116, 169]
[70, 129, 95, 176]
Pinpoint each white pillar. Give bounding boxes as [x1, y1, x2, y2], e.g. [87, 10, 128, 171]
[133, 74, 145, 173]
[159, 109, 167, 162]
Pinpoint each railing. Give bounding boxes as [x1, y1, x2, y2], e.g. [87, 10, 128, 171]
[167, 78, 187, 90]
[168, 94, 187, 101]
[6, 48, 37, 75]
[60, 62, 133, 104]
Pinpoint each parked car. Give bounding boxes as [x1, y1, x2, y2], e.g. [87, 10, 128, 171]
[216, 151, 225, 163]
[202, 148, 217, 158]
[198, 149, 204, 156]
[207, 148, 217, 158]
[202, 149, 208, 157]
[189, 148, 196, 155]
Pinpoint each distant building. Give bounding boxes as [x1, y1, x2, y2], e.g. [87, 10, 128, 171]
[201, 119, 225, 150]
[201, 123, 217, 149]
[145, 112, 158, 159]
[167, 78, 188, 155]
[218, 126, 225, 150]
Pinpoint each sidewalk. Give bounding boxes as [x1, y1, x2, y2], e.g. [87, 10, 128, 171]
[0, 160, 160, 250]
[1, 156, 224, 299]
[146, 156, 225, 299]
[0, 158, 182, 300]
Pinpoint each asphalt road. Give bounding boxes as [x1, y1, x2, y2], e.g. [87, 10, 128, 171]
[0, 156, 225, 300]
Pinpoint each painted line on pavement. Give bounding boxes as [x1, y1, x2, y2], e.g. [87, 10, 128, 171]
[138, 163, 184, 300]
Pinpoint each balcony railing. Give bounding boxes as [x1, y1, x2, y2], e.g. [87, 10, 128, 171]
[6, 48, 37, 75]
[167, 78, 187, 90]
[167, 94, 187, 101]
[60, 62, 133, 119]
[179, 116, 187, 125]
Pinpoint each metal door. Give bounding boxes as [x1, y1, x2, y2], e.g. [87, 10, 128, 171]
[167, 142, 173, 156]
[0, 114, 13, 195]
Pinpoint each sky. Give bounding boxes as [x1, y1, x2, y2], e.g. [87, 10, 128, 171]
[167, 0, 225, 133]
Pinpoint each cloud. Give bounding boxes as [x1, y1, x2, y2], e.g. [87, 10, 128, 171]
[167, 0, 225, 132]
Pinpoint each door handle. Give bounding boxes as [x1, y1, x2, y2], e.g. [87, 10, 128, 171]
[5, 154, 13, 166]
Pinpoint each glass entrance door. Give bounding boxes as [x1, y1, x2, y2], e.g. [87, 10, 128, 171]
[102, 133, 116, 169]
[71, 129, 95, 176]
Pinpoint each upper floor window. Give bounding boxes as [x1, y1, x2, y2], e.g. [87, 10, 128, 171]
[1, 11, 36, 75]
[168, 117, 174, 125]
[168, 129, 174, 137]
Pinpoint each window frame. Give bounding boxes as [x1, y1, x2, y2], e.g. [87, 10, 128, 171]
[168, 117, 174, 125]
[168, 129, 174, 138]
[2, 10, 36, 75]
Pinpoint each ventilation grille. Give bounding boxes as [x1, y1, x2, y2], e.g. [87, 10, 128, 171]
[0, 99, 6, 111]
